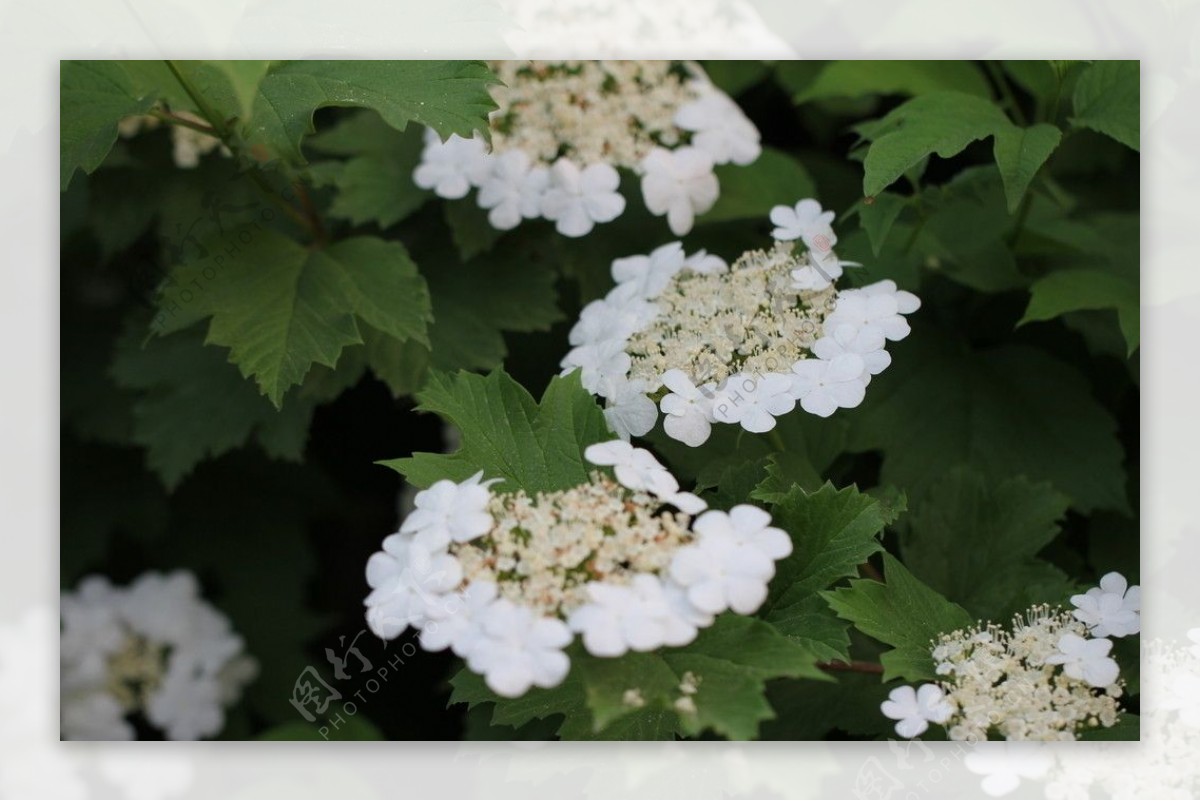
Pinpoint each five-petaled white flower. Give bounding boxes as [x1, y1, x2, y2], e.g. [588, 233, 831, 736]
[540, 158, 626, 237]
[769, 199, 837, 261]
[673, 90, 762, 166]
[692, 505, 792, 563]
[812, 324, 891, 380]
[710, 372, 797, 433]
[668, 521, 778, 615]
[599, 376, 659, 441]
[1070, 571, 1141, 638]
[1045, 633, 1121, 688]
[466, 599, 572, 698]
[640, 146, 719, 236]
[789, 354, 868, 417]
[561, 339, 632, 394]
[412, 130, 492, 199]
[568, 575, 698, 657]
[659, 369, 715, 447]
[824, 288, 913, 342]
[399, 471, 499, 551]
[364, 536, 463, 639]
[880, 684, 954, 738]
[612, 242, 687, 300]
[476, 150, 549, 230]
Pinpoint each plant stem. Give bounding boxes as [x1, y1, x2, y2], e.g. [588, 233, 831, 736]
[817, 660, 884, 675]
[767, 428, 787, 453]
[161, 60, 322, 242]
[859, 561, 884, 582]
[148, 109, 217, 136]
[986, 61, 1027, 126]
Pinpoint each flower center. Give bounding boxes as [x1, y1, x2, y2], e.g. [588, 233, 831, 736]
[450, 472, 695, 617]
[624, 242, 837, 387]
[105, 634, 168, 712]
[486, 60, 702, 169]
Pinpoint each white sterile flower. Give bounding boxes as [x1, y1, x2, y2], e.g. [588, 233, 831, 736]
[599, 376, 658, 440]
[673, 89, 761, 166]
[880, 684, 954, 738]
[540, 158, 626, 237]
[668, 520, 778, 616]
[1044, 633, 1121, 688]
[683, 248, 728, 274]
[640, 146, 719, 236]
[790, 261, 843, 291]
[769, 199, 837, 262]
[612, 241, 687, 300]
[1070, 571, 1141, 638]
[476, 149, 548, 230]
[964, 743, 1054, 797]
[790, 354, 868, 417]
[825, 285, 914, 342]
[583, 440, 706, 513]
[659, 369, 715, 447]
[694, 505, 793, 561]
[364, 536, 463, 639]
[710, 372, 797, 433]
[466, 599, 572, 698]
[568, 298, 642, 348]
[861, 278, 921, 314]
[399, 471, 499, 551]
[413, 129, 492, 199]
[145, 670, 222, 741]
[568, 575, 697, 657]
[561, 339, 632, 393]
[812, 323, 892, 379]
[418, 580, 498, 657]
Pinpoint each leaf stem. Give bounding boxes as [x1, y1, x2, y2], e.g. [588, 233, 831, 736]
[986, 61, 1027, 126]
[817, 660, 884, 675]
[767, 428, 787, 453]
[148, 108, 217, 136]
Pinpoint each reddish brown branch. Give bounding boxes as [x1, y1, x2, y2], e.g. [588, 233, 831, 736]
[817, 660, 884, 675]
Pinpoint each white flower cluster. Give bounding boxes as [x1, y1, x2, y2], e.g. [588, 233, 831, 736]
[117, 112, 229, 169]
[61, 571, 257, 740]
[412, 60, 761, 237]
[883, 580, 1139, 742]
[561, 199, 919, 446]
[363, 440, 792, 698]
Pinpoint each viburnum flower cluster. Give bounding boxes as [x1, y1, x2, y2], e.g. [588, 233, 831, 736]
[117, 113, 229, 169]
[412, 60, 761, 237]
[883, 574, 1141, 742]
[363, 440, 792, 698]
[560, 198, 919, 445]
[60, 571, 257, 740]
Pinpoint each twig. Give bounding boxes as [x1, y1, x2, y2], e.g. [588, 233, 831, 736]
[818, 660, 884, 675]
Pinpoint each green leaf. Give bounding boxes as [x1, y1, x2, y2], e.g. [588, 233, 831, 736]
[699, 146, 817, 224]
[992, 123, 1062, 212]
[206, 61, 273, 121]
[169, 60, 272, 124]
[850, 337, 1128, 514]
[700, 60, 769, 96]
[156, 230, 432, 407]
[797, 61, 991, 103]
[307, 111, 430, 228]
[1071, 61, 1139, 151]
[1020, 268, 1139, 354]
[244, 60, 499, 164]
[900, 469, 1072, 620]
[859, 92, 1062, 209]
[443, 198, 504, 260]
[857, 191, 908, 256]
[824, 553, 973, 682]
[61, 61, 157, 190]
[110, 322, 315, 489]
[382, 369, 610, 494]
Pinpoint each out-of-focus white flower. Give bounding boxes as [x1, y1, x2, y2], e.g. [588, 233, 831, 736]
[540, 158, 626, 237]
[419, 580, 498, 657]
[399, 471, 499, 551]
[964, 743, 1054, 797]
[789, 354, 868, 417]
[1044, 633, 1121, 688]
[467, 599, 572, 697]
[60, 571, 255, 741]
[660, 368, 715, 447]
[583, 440, 705, 513]
[668, 524, 777, 616]
[880, 684, 954, 738]
[640, 146, 719, 235]
[770, 199, 837, 261]
[674, 88, 761, 166]
[693, 505, 793, 562]
[1070, 572, 1141, 638]
[683, 248, 727, 274]
[413, 129, 492, 199]
[568, 575, 698, 657]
